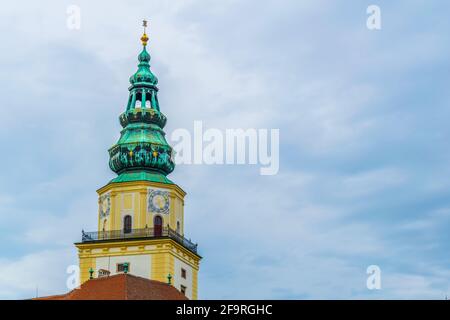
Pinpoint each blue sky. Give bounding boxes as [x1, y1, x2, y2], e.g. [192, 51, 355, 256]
[0, 0, 449, 299]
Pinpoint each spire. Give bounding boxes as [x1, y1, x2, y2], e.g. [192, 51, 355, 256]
[108, 21, 175, 184]
[141, 20, 149, 46]
[130, 20, 157, 86]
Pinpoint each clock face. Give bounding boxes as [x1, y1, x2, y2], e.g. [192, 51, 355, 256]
[148, 189, 170, 214]
[99, 194, 110, 218]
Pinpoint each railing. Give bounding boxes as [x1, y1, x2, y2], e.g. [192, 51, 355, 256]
[81, 227, 198, 254]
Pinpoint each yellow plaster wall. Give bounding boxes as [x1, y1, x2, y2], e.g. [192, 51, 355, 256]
[97, 181, 186, 233]
[151, 244, 175, 282]
[79, 251, 96, 284]
[77, 239, 199, 297]
[139, 191, 147, 228]
[111, 192, 118, 230]
[123, 193, 132, 209]
[192, 269, 198, 300]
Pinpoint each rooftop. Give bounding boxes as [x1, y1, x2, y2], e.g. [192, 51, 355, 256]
[34, 273, 188, 300]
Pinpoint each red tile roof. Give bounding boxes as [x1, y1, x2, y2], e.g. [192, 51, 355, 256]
[34, 273, 188, 300]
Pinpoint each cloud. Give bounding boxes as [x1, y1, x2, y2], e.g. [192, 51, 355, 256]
[0, 0, 449, 299]
[0, 249, 77, 299]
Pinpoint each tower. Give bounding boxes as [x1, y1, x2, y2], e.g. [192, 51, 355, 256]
[75, 23, 201, 300]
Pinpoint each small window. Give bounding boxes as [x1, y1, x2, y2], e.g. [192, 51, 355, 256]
[117, 263, 130, 273]
[181, 268, 186, 279]
[180, 285, 187, 295]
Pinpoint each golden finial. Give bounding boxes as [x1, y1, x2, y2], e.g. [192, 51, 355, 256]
[141, 19, 149, 46]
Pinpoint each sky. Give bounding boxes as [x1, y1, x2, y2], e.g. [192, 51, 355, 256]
[0, 0, 449, 299]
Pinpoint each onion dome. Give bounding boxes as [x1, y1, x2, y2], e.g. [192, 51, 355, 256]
[108, 25, 175, 184]
[129, 46, 158, 86]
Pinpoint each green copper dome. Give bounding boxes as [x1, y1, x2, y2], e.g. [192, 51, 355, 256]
[129, 47, 158, 86]
[108, 32, 175, 183]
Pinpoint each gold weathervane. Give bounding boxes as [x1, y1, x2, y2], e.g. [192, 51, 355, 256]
[141, 19, 149, 46]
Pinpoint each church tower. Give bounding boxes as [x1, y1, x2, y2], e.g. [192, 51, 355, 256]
[75, 23, 201, 300]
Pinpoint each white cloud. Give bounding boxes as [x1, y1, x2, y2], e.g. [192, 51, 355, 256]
[0, 249, 77, 299]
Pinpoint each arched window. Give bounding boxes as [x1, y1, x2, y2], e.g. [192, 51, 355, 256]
[154, 215, 163, 237]
[135, 100, 142, 108]
[123, 215, 132, 234]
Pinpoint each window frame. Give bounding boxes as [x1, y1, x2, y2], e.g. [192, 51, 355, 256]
[116, 262, 130, 273]
[180, 285, 187, 295]
[123, 215, 132, 234]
